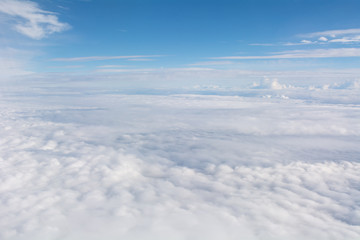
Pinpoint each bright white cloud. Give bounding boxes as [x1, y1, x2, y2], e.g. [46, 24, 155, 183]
[212, 48, 360, 59]
[0, 86, 360, 240]
[0, 0, 69, 39]
[252, 77, 288, 90]
[300, 39, 312, 44]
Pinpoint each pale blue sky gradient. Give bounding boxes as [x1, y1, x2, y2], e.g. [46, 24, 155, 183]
[1, 0, 360, 80]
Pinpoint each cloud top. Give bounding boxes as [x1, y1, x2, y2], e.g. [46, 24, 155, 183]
[1, 91, 360, 240]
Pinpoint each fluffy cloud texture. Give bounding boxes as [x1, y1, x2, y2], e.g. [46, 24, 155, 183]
[0, 83, 360, 240]
[0, 0, 69, 39]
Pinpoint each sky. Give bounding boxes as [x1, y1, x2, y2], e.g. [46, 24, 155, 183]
[1, 1, 360, 240]
[1, 0, 360, 79]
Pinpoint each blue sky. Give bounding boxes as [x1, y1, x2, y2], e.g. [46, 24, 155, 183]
[1, 0, 360, 78]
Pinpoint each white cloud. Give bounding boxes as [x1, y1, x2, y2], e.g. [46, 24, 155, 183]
[283, 40, 317, 46]
[189, 61, 234, 66]
[329, 37, 360, 43]
[301, 28, 360, 38]
[127, 58, 154, 61]
[212, 48, 360, 59]
[248, 43, 276, 46]
[97, 65, 131, 68]
[52, 55, 162, 62]
[252, 77, 288, 90]
[0, 0, 69, 39]
[252, 29, 360, 47]
[300, 39, 312, 44]
[95, 67, 214, 73]
[1, 87, 360, 240]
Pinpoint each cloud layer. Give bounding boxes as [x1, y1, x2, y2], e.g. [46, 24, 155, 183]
[1, 84, 360, 240]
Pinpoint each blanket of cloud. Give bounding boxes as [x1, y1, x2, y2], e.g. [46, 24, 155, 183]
[1, 79, 360, 240]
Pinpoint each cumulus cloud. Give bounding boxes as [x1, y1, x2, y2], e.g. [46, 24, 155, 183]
[1, 84, 360, 240]
[0, 0, 69, 39]
[318, 36, 328, 42]
[252, 77, 289, 90]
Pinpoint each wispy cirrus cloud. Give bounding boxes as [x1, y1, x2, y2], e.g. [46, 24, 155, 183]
[250, 28, 360, 47]
[52, 55, 163, 62]
[212, 48, 360, 60]
[0, 0, 69, 40]
[189, 61, 234, 66]
[301, 28, 360, 38]
[299, 28, 360, 45]
[250, 40, 316, 47]
[95, 67, 214, 73]
[97, 65, 131, 68]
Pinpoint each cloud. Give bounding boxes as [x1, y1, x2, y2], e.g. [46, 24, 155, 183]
[52, 55, 163, 62]
[298, 29, 360, 45]
[248, 43, 275, 46]
[189, 61, 234, 66]
[0, 47, 33, 77]
[283, 40, 317, 46]
[0, 0, 69, 39]
[97, 65, 131, 68]
[95, 67, 214, 73]
[1, 86, 360, 240]
[252, 77, 289, 90]
[251, 29, 360, 47]
[127, 58, 154, 62]
[301, 28, 360, 38]
[329, 37, 360, 43]
[212, 48, 360, 59]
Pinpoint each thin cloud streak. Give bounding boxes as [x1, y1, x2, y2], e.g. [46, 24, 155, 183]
[95, 67, 214, 73]
[189, 61, 234, 66]
[52, 55, 164, 62]
[301, 28, 360, 38]
[212, 48, 360, 60]
[97, 65, 131, 68]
